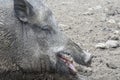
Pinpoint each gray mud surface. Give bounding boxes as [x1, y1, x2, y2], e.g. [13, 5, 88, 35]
[46, 0, 120, 80]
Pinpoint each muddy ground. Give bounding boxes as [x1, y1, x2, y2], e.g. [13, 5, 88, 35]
[46, 0, 120, 80]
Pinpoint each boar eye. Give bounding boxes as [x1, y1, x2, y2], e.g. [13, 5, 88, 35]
[41, 25, 51, 31]
[32, 24, 50, 30]
[32, 24, 55, 34]
[41, 25, 56, 34]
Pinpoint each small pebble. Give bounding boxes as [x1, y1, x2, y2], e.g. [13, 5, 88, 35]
[94, 5, 102, 10]
[0, 22, 4, 25]
[58, 24, 68, 27]
[95, 43, 106, 49]
[107, 19, 116, 24]
[106, 62, 117, 69]
[88, 8, 93, 11]
[83, 11, 94, 15]
[113, 30, 119, 34]
[105, 40, 119, 48]
[96, 40, 120, 49]
[110, 35, 119, 40]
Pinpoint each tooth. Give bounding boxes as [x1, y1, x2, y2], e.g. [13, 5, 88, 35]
[69, 63, 77, 72]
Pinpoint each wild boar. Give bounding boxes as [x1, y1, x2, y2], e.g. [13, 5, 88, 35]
[0, 0, 92, 80]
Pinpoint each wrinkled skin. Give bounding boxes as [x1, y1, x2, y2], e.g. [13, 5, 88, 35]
[0, 0, 92, 80]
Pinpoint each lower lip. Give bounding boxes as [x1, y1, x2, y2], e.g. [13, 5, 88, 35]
[59, 56, 78, 74]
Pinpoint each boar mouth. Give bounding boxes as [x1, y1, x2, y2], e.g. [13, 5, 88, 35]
[57, 53, 78, 75]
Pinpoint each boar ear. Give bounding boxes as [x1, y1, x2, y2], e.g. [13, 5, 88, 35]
[14, 0, 34, 23]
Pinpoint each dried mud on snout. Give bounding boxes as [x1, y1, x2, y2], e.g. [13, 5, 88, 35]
[46, 0, 120, 80]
